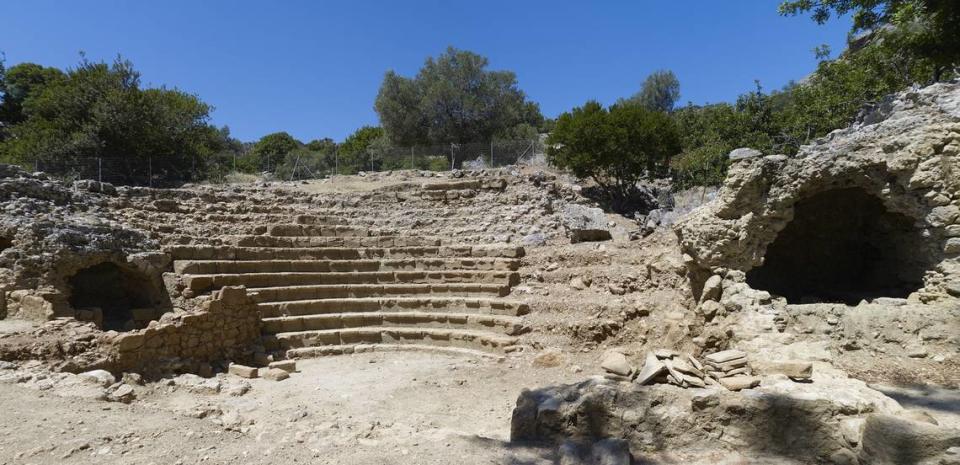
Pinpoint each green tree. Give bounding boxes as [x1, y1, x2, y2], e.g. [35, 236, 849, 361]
[0, 62, 66, 128]
[624, 70, 681, 112]
[779, 0, 960, 81]
[248, 131, 301, 172]
[338, 126, 388, 174]
[547, 101, 680, 210]
[374, 47, 545, 145]
[0, 56, 220, 184]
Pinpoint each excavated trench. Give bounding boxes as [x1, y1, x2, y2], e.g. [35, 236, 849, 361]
[67, 262, 165, 331]
[746, 188, 929, 304]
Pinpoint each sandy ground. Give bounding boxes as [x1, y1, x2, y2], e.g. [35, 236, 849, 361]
[0, 351, 586, 465]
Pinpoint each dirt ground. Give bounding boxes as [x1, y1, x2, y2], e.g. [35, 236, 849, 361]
[0, 352, 587, 465]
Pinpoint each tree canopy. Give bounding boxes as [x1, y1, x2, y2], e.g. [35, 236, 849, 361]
[0, 56, 229, 184]
[624, 70, 681, 112]
[547, 101, 680, 210]
[780, 0, 960, 81]
[375, 47, 545, 145]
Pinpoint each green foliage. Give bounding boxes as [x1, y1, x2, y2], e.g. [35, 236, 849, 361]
[624, 70, 681, 112]
[547, 101, 680, 208]
[375, 47, 545, 145]
[248, 131, 301, 172]
[338, 126, 387, 174]
[779, 0, 960, 81]
[0, 56, 228, 184]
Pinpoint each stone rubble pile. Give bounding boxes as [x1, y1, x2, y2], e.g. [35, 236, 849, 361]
[600, 348, 806, 392]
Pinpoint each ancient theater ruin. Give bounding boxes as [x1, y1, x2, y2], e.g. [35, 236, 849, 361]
[1, 84, 959, 464]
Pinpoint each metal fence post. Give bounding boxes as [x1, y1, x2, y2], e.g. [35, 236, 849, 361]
[450, 144, 454, 171]
[98, 157, 102, 183]
[490, 141, 494, 167]
[410, 146, 414, 170]
[335, 149, 339, 176]
[148, 156, 153, 188]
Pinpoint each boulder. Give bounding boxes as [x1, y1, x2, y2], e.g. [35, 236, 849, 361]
[561, 205, 611, 243]
[79, 370, 116, 387]
[600, 351, 633, 377]
[859, 414, 960, 464]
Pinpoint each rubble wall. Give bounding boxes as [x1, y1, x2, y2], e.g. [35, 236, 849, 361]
[105, 286, 261, 375]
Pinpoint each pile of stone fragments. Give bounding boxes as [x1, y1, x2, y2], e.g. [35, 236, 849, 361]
[600, 348, 812, 391]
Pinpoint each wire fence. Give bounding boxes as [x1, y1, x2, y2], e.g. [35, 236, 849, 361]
[29, 138, 546, 187]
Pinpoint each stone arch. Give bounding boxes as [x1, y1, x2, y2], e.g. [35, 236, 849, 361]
[745, 187, 934, 304]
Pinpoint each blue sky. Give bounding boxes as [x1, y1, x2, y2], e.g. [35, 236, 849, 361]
[1, 1, 851, 143]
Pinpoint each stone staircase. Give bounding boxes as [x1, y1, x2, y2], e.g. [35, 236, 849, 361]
[166, 219, 528, 361]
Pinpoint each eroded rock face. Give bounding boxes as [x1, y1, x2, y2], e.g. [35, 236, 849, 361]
[676, 81, 960, 304]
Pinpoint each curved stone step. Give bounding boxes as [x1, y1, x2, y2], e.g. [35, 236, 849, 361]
[268, 224, 393, 237]
[229, 235, 442, 248]
[262, 311, 524, 334]
[183, 271, 519, 292]
[173, 257, 520, 275]
[258, 297, 529, 318]
[251, 283, 510, 303]
[267, 327, 518, 353]
[165, 245, 524, 261]
[287, 343, 505, 361]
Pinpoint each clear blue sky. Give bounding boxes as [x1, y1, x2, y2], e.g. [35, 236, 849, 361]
[2, 1, 851, 143]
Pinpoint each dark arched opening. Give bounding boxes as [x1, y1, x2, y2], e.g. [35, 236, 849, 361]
[0, 236, 12, 253]
[68, 262, 164, 331]
[746, 188, 928, 304]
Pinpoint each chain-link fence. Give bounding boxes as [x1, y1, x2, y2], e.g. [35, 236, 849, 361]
[29, 138, 546, 186]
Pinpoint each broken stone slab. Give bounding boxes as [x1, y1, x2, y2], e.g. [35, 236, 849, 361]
[107, 384, 135, 403]
[669, 357, 703, 378]
[600, 351, 633, 377]
[718, 375, 760, 391]
[705, 356, 748, 371]
[261, 367, 290, 381]
[634, 352, 666, 385]
[704, 349, 747, 364]
[268, 360, 297, 373]
[653, 348, 680, 359]
[228, 363, 258, 379]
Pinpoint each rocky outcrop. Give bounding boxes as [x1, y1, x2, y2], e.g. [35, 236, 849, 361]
[676, 81, 960, 303]
[511, 373, 960, 464]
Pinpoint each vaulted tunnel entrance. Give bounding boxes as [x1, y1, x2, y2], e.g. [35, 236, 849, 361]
[746, 188, 928, 305]
[68, 262, 165, 331]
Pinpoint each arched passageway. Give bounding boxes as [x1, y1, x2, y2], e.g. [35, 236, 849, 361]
[746, 188, 928, 304]
[68, 262, 164, 331]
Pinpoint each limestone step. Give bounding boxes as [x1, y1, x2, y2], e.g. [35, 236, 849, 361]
[165, 245, 524, 261]
[286, 343, 505, 361]
[257, 297, 529, 318]
[174, 257, 521, 275]
[250, 283, 510, 302]
[182, 270, 520, 292]
[261, 311, 524, 334]
[228, 235, 443, 248]
[268, 224, 393, 237]
[267, 327, 518, 353]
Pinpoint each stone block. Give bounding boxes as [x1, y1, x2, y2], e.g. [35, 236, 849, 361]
[261, 367, 290, 381]
[228, 363, 258, 379]
[268, 360, 297, 373]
